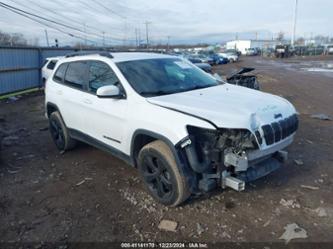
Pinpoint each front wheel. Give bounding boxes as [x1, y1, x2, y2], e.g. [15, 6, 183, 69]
[138, 140, 190, 206]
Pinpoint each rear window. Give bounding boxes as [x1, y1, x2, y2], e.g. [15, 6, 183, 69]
[64, 61, 89, 89]
[47, 60, 58, 70]
[42, 59, 49, 67]
[53, 63, 68, 83]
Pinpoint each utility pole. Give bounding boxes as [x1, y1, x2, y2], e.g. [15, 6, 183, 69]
[145, 21, 151, 48]
[138, 28, 141, 47]
[83, 23, 87, 46]
[123, 18, 128, 47]
[44, 29, 50, 47]
[135, 28, 138, 47]
[255, 31, 258, 41]
[291, 0, 298, 45]
[167, 36, 170, 51]
[102, 32, 105, 47]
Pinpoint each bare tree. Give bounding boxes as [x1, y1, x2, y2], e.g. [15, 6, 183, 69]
[276, 31, 285, 41]
[314, 35, 329, 44]
[0, 31, 11, 45]
[295, 37, 305, 45]
[0, 30, 27, 46]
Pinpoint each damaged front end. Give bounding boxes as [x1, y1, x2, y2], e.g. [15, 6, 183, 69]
[182, 125, 288, 193]
[227, 67, 260, 90]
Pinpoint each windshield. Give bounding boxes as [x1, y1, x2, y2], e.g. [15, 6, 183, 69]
[117, 58, 220, 97]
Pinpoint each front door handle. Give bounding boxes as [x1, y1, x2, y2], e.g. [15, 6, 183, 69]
[83, 99, 92, 104]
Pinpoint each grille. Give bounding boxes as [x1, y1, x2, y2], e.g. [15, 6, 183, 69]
[261, 114, 298, 145]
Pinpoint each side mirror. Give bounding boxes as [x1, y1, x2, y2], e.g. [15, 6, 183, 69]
[96, 85, 124, 99]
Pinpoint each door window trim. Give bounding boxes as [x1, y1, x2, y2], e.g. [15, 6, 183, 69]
[52, 60, 127, 98]
[53, 62, 68, 84]
[87, 60, 127, 98]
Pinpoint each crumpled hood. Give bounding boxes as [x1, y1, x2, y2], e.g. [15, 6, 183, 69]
[147, 84, 296, 131]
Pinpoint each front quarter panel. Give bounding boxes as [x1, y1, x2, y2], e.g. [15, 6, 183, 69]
[121, 99, 216, 156]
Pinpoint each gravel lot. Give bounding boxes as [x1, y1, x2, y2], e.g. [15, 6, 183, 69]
[0, 56, 332, 246]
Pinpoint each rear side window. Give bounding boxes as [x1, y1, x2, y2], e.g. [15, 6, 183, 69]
[64, 61, 89, 89]
[47, 60, 58, 70]
[53, 63, 68, 83]
[89, 61, 119, 93]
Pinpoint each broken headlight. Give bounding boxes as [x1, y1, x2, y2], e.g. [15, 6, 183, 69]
[187, 125, 260, 163]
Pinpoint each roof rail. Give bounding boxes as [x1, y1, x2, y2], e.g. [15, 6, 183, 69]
[65, 51, 113, 58]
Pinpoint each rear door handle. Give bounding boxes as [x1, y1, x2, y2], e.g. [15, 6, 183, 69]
[56, 90, 62, 95]
[83, 99, 92, 104]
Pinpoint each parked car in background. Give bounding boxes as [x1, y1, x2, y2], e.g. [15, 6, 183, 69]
[262, 48, 275, 57]
[209, 54, 229, 64]
[226, 49, 241, 56]
[194, 63, 212, 73]
[187, 57, 202, 64]
[42, 57, 62, 84]
[245, 48, 257, 56]
[326, 45, 333, 55]
[275, 45, 292, 58]
[218, 52, 239, 63]
[196, 54, 215, 65]
[183, 57, 212, 73]
[306, 46, 325, 56]
[45, 52, 298, 206]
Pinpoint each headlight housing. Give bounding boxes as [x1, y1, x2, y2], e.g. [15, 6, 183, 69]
[187, 125, 259, 160]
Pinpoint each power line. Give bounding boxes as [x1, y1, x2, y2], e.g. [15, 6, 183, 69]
[8, 0, 99, 37]
[8, 0, 119, 41]
[0, 2, 98, 44]
[0, 1, 87, 34]
[10, 0, 84, 29]
[145, 21, 152, 48]
[291, 0, 298, 45]
[77, 0, 129, 34]
[91, 0, 126, 19]
[51, 0, 124, 34]
[25, 0, 90, 28]
[0, 1, 126, 42]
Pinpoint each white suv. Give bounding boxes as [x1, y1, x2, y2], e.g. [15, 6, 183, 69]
[42, 56, 62, 84]
[45, 52, 298, 206]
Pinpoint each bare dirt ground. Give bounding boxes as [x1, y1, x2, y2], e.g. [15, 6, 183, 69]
[0, 56, 333, 246]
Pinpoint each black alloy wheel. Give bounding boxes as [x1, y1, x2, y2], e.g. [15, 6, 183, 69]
[141, 154, 174, 200]
[50, 118, 65, 150]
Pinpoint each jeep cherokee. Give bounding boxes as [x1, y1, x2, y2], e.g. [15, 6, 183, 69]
[45, 52, 298, 206]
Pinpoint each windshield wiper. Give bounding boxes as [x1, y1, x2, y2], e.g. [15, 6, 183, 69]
[185, 84, 215, 92]
[140, 90, 176, 97]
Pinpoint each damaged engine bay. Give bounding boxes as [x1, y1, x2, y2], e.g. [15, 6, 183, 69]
[226, 67, 260, 90]
[183, 125, 286, 193]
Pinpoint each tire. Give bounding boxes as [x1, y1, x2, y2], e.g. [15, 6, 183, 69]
[49, 111, 76, 152]
[138, 140, 190, 206]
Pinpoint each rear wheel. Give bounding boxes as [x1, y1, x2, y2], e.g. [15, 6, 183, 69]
[138, 140, 190, 206]
[49, 111, 76, 152]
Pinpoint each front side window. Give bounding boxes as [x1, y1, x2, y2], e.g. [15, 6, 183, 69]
[64, 61, 89, 89]
[89, 61, 120, 93]
[117, 58, 220, 97]
[53, 63, 68, 83]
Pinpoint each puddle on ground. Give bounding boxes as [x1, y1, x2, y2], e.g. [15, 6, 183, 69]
[256, 59, 333, 77]
[301, 68, 333, 73]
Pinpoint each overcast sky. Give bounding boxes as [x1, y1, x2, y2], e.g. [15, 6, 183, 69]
[0, 0, 332, 46]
